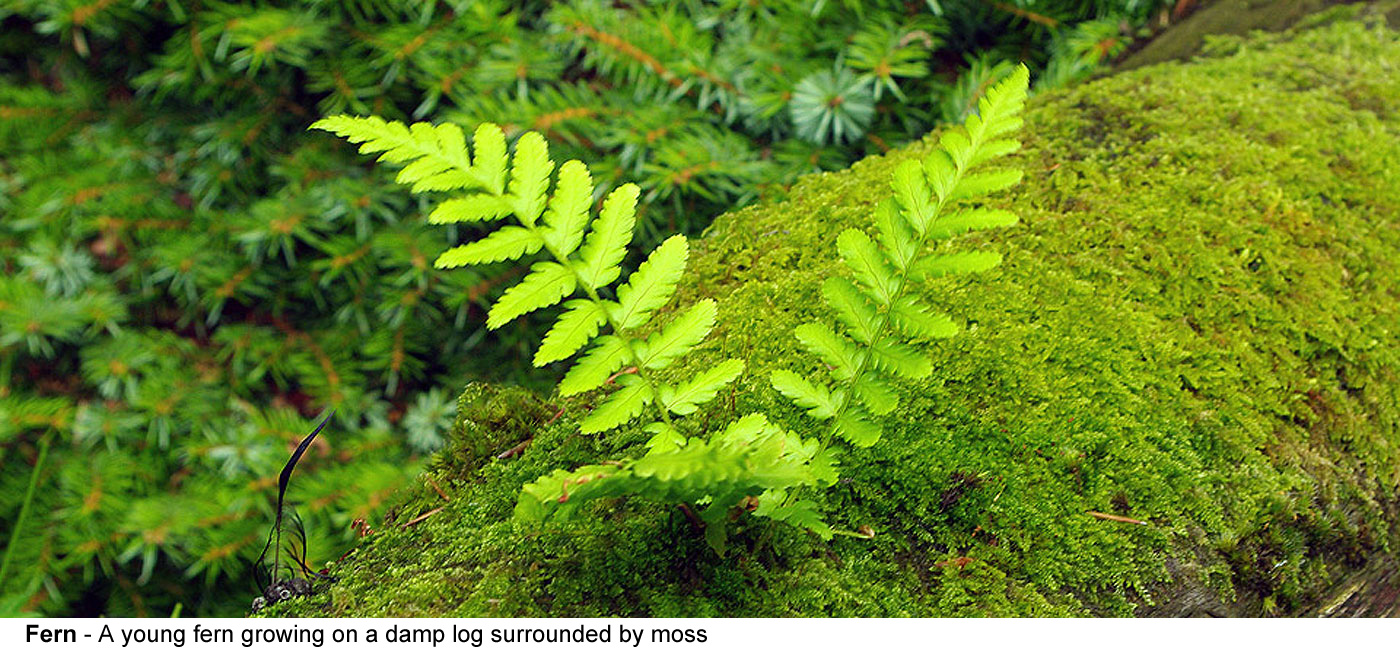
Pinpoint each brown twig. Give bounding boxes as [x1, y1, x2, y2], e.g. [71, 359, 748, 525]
[425, 477, 450, 502]
[1087, 511, 1147, 525]
[935, 556, 976, 569]
[496, 439, 531, 460]
[985, 0, 1060, 27]
[401, 507, 444, 528]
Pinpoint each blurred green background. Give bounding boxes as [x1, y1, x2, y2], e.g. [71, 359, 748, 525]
[0, 0, 1173, 616]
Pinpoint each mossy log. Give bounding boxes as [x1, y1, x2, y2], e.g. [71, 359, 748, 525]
[273, 18, 1400, 617]
[1115, 0, 1400, 72]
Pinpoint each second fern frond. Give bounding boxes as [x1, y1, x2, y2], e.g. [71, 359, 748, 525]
[772, 64, 1029, 449]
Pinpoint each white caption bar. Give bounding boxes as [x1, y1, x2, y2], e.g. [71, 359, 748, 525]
[3, 617, 1391, 650]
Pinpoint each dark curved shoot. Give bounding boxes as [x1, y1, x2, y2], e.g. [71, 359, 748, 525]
[254, 409, 333, 605]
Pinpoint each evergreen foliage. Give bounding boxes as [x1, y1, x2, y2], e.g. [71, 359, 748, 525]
[1, 0, 1170, 616]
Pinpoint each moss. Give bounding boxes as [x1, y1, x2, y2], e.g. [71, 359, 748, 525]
[271, 18, 1400, 617]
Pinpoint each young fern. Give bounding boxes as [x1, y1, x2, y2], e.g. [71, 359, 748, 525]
[771, 65, 1029, 449]
[312, 117, 832, 555]
[310, 117, 740, 437]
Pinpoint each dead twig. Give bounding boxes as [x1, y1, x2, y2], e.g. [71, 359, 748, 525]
[401, 507, 444, 529]
[425, 477, 450, 502]
[603, 366, 638, 385]
[1087, 511, 1147, 525]
[985, 0, 1059, 27]
[496, 439, 531, 460]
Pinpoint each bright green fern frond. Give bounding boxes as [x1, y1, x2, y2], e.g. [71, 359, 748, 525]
[542, 160, 594, 257]
[469, 124, 509, 196]
[427, 195, 514, 225]
[435, 226, 543, 268]
[558, 335, 631, 396]
[969, 138, 1023, 168]
[890, 296, 958, 340]
[515, 413, 828, 555]
[643, 422, 687, 454]
[821, 277, 880, 345]
[923, 149, 958, 203]
[869, 338, 931, 380]
[836, 230, 898, 305]
[772, 63, 1030, 454]
[514, 463, 626, 522]
[834, 407, 880, 447]
[967, 64, 1030, 144]
[507, 132, 554, 226]
[891, 160, 934, 234]
[912, 250, 1002, 279]
[926, 208, 1019, 240]
[311, 116, 501, 193]
[580, 376, 654, 434]
[770, 370, 839, 420]
[875, 198, 918, 271]
[793, 322, 862, 381]
[938, 130, 975, 171]
[949, 169, 1024, 201]
[315, 108, 836, 553]
[852, 374, 898, 416]
[754, 498, 832, 541]
[657, 359, 743, 416]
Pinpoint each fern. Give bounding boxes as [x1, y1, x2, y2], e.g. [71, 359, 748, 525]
[772, 65, 1029, 449]
[314, 66, 1025, 556]
[315, 116, 833, 553]
[312, 117, 741, 437]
